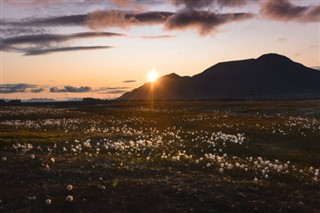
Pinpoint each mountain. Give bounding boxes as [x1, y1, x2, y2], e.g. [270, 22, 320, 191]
[119, 53, 320, 100]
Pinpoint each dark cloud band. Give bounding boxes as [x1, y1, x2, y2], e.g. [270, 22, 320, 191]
[164, 10, 254, 35]
[1, 31, 118, 56]
[261, 0, 320, 22]
[2, 9, 252, 36]
[24, 46, 112, 56]
[0, 84, 43, 93]
[86, 10, 174, 29]
[123, 80, 137, 83]
[49, 86, 91, 93]
[0, 83, 130, 95]
[2, 32, 123, 45]
[171, 0, 249, 9]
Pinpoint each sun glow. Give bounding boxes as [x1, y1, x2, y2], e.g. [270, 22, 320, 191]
[147, 70, 159, 82]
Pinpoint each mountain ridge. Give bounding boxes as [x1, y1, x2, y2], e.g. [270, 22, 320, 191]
[119, 53, 320, 100]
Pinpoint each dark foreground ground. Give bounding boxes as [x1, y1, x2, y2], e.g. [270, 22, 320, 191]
[1, 100, 320, 212]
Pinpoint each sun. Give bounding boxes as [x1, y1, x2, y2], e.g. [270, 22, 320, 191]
[147, 70, 159, 82]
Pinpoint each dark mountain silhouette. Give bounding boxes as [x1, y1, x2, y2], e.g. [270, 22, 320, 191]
[119, 53, 320, 100]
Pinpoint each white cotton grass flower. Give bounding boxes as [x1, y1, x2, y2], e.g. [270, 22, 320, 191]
[66, 195, 73, 202]
[2, 157, 7, 161]
[67, 185, 73, 191]
[30, 154, 35, 159]
[45, 198, 52, 205]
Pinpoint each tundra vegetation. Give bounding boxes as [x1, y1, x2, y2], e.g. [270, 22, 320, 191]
[0, 100, 320, 212]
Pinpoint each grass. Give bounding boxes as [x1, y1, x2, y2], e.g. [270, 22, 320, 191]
[0, 100, 320, 212]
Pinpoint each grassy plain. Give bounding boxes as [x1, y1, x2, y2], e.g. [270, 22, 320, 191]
[0, 100, 320, 212]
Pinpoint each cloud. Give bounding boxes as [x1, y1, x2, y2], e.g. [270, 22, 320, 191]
[2, 11, 174, 29]
[100, 89, 129, 94]
[0, 84, 45, 93]
[49, 86, 92, 93]
[2, 9, 253, 36]
[164, 10, 254, 35]
[24, 46, 112, 56]
[276, 37, 287, 42]
[31, 88, 46, 93]
[3, 0, 158, 7]
[1, 14, 87, 27]
[1, 30, 118, 56]
[1, 32, 124, 46]
[171, 0, 249, 9]
[3, 0, 106, 6]
[0, 84, 128, 94]
[0, 27, 52, 37]
[111, 0, 164, 8]
[261, 0, 320, 22]
[86, 10, 174, 29]
[141, 35, 174, 39]
[123, 80, 137, 83]
[99, 86, 130, 90]
[97, 86, 130, 94]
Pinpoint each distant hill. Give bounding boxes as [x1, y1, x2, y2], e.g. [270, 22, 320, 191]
[118, 54, 320, 100]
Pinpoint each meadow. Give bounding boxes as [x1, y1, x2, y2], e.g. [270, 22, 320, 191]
[1, 100, 320, 212]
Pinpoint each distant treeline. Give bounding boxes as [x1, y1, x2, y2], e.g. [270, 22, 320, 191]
[0, 99, 21, 104]
[82, 98, 108, 102]
[0, 98, 109, 104]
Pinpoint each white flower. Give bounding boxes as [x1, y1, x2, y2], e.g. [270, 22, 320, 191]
[67, 185, 73, 191]
[66, 195, 73, 202]
[30, 154, 35, 159]
[45, 199, 52, 205]
[2, 157, 7, 161]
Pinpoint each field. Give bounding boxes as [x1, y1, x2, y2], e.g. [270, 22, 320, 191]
[1, 100, 320, 212]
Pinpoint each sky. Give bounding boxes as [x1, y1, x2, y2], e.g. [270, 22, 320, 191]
[0, 0, 319, 101]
